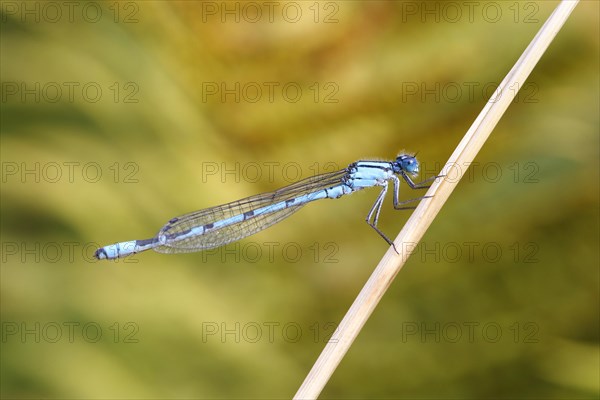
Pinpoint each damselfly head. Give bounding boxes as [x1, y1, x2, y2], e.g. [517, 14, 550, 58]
[395, 154, 419, 175]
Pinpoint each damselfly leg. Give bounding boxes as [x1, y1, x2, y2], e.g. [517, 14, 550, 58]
[365, 173, 444, 253]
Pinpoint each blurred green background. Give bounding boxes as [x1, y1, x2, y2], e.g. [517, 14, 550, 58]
[1, 1, 598, 398]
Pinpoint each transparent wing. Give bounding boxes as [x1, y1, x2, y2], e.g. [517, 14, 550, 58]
[153, 168, 349, 253]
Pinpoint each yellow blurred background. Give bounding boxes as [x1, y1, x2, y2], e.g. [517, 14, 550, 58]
[1, 1, 598, 398]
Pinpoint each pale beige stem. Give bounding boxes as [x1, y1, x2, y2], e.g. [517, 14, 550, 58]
[294, 1, 580, 398]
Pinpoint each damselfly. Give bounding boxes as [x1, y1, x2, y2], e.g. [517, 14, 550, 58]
[95, 153, 434, 260]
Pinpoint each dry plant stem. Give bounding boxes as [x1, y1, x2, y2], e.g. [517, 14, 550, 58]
[294, 1, 580, 399]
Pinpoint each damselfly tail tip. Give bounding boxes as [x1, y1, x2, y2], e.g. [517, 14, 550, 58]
[94, 247, 108, 260]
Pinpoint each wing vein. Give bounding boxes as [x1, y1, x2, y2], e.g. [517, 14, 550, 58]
[154, 168, 349, 253]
